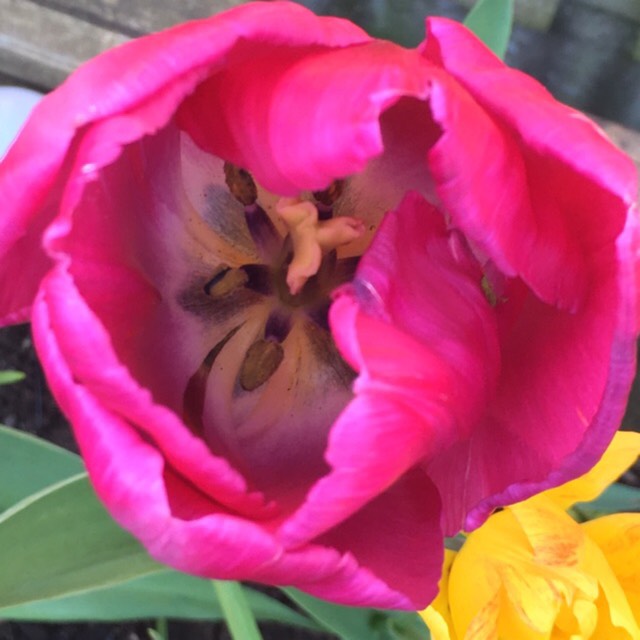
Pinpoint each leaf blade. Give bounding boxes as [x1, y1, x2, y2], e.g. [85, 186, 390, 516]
[464, 0, 514, 59]
[0, 424, 83, 511]
[0, 370, 25, 385]
[0, 473, 162, 608]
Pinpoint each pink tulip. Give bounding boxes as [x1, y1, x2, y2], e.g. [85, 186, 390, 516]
[0, 1, 637, 609]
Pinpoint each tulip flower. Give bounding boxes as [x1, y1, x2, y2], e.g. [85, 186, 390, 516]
[421, 430, 640, 638]
[0, 2, 637, 608]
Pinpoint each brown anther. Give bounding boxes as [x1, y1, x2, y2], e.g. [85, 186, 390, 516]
[224, 162, 258, 206]
[205, 265, 249, 298]
[239, 338, 284, 391]
[313, 179, 345, 207]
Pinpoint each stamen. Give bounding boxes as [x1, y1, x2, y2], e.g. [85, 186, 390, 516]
[241, 264, 274, 296]
[223, 162, 257, 205]
[224, 162, 281, 261]
[239, 338, 285, 391]
[204, 265, 249, 298]
[276, 197, 364, 296]
[313, 179, 345, 220]
[183, 325, 242, 434]
[244, 203, 282, 261]
[265, 310, 291, 342]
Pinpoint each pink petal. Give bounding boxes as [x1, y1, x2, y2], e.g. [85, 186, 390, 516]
[0, 2, 369, 324]
[177, 41, 434, 195]
[32, 263, 422, 607]
[281, 192, 499, 544]
[309, 468, 444, 609]
[421, 17, 637, 312]
[428, 204, 639, 536]
[37, 262, 271, 517]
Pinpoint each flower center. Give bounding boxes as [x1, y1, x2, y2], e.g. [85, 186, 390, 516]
[195, 163, 363, 390]
[180, 162, 360, 481]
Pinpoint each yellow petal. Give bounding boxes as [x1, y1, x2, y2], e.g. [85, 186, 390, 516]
[542, 431, 640, 510]
[509, 498, 597, 600]
[448, 511, 519, 639]
[579, 531, 640, 639]
[449, 509, 563, 639]
[583, 513, 640, 632]
[421, 549, 458, 640]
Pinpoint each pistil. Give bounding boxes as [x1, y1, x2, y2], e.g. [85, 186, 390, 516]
[276, 197, 364, 295]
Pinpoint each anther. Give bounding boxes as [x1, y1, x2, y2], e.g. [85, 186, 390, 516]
[239, 338, 285, 391]
[223, 162, 257, 206]
[313, 180, 345, 205]
[204, 265, 248, 298]
[313, 179, 345, 219]
[223, 162, 282, 261]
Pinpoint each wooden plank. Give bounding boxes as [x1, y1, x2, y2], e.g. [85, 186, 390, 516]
[0, 0, 129, 88]
[32, 0, 246, 36]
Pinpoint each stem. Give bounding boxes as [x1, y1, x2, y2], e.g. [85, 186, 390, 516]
[154, 618, 169, 640]
[213, 580, 264, 640]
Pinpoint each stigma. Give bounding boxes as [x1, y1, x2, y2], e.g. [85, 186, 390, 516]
[276, 196, 364, 295]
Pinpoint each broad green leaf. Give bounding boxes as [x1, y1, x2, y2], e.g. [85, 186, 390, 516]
[464, 0, 514, 59]
[284, 588, 384, 640]
[0, 370, 25, 385]
[0, 424, 83, 510]
[213, 580, 264, 640]
[0, 571, 320, 631]
[0, 473, 162, 608]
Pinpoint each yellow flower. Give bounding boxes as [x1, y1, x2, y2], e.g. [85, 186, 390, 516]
[421, 431, 640, 640]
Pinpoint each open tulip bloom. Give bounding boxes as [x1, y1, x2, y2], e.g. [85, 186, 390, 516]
[0, 1, 638, 609]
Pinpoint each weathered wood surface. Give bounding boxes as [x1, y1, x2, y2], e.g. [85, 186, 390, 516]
[1, 0, 640, 131]
[34, 0, 245, 35]
[0, 0, 128, 88]
[0, 0, 241, 89]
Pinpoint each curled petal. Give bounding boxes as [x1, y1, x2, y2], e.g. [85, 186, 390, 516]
[284, 192, 499, 541]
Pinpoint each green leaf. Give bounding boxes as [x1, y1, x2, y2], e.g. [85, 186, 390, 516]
[213, 580, 264, 640]
[284, 588, 388, 640]
[0, 370, 25, 385]
[0, 574, 321, 632]
[578, 482, 640, 515]
[0, 571, 320, 631]
[0, 424, 83, 511]
[0, 473, 162, 608]
[464, 0, 514, 59]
